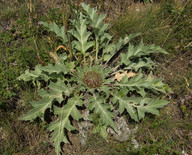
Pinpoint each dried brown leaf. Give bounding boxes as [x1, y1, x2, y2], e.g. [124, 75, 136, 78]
[115, 71, 137, 82]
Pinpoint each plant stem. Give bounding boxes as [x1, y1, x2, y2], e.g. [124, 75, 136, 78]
[83, 56, 86, 64]
[95, 37, 99, 63]
[104, 83, 115, 87]
[63, 0, 72, 60]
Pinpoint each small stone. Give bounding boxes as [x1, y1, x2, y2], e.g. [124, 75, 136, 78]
[77, 110, 93, 145]
[107, 116, 131, 142]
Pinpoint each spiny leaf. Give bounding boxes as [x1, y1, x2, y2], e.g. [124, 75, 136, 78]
[20, 81, 74, 121]
[146, 73, 173, 93]
[38, 81, 73, 103]
[137, 98, 169, 120]
[115, 73, 171, 95]
[103, 37, 129, 62]
[41, 21, 68, 43]
[81, 3, 112, 54]
[20, 98, 53, 121]
[112, 93, 169, 121]
[17, 65, 46, 81]
[112, 92, 139, 122]
[70, 13, 93, 56]
[18, 64, 67, 82]
[38, 88, 64, 104]
[120, 41, 168, 66]
[49, 81, 73, 97]
[39, 63, 69, 74]
[81, 3, 108, 36]
[48, 95, 84, 155]
[99, 32, 112, 50]
[88, 93, 117, 132]
[103, 33, 139, 62]
[125, 57, 156, 71]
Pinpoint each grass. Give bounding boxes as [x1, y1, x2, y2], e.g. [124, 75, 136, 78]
[0, 111, 49, 155]
[136, 104, 192, 154]
[0, 0, 192, 154]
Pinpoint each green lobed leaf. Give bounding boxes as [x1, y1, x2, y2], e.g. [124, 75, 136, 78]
[41, 21, 68, 43]
[20, 98, 53, 121]
[81, 3, 108, 36]
[70, 13, 93, 56]
[49, 81, 73, 97]
[88, 93, 117, 132]
[137, 98, 169, 120]
[112, 92, 169, 121]
[81, 2, 113, 60]
[115, 73, 172, 95]
[18, 65, 45, 81]
[112, 92, 139, 122]
[99, 32, 112, 50]
[20, 81, 73, 121]
[48, 95, 84, 155]
[39, 63, 69, 74]
[120, 41, 168, 66]
[103, 33, 140, 63]
[18, 63, 68, 82]
[125, 57, 156, 71]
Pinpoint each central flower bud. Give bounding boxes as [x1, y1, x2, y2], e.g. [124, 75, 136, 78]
[83, 71, 103, 88]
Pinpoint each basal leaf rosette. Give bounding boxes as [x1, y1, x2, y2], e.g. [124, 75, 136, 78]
[17, 3, 173, 155]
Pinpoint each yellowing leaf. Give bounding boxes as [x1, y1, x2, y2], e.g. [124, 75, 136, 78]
[115, 71, 137, 82]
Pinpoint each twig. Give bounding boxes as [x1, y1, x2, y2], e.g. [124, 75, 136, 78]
[33, 36, 45, 66]
[56, 45, 68, 52]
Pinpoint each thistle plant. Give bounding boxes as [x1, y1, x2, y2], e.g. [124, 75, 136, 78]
[18, 3, 172, 155]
